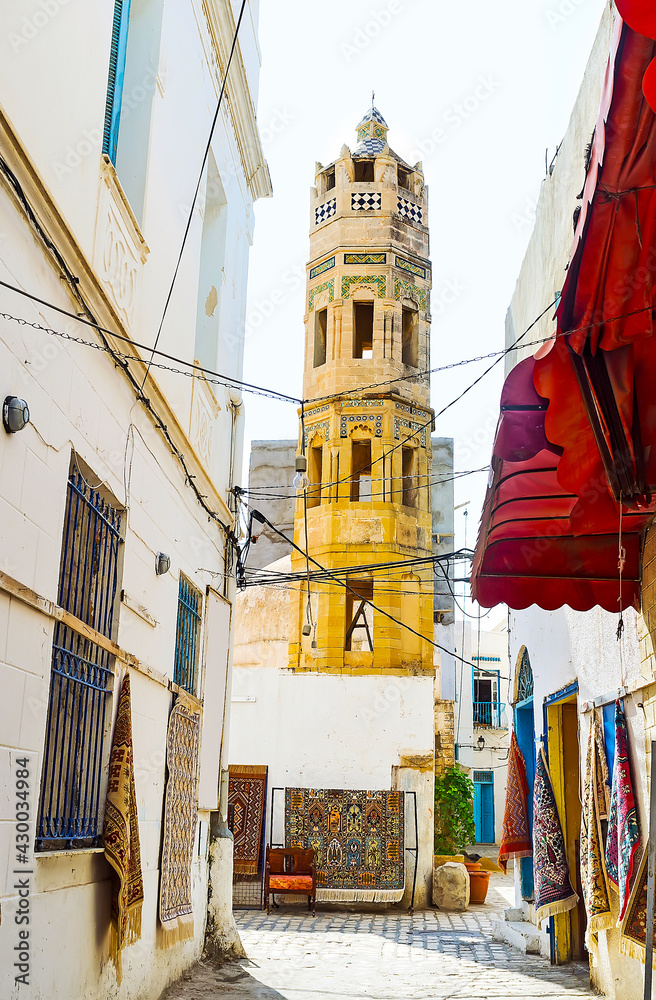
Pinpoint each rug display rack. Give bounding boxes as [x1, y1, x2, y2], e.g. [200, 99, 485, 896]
[269, 786, 419, 912]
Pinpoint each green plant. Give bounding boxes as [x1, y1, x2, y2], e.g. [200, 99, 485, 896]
[434, 766, 476, 854]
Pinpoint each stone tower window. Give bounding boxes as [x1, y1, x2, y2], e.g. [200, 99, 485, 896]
[402, 446, 418, 507]
[308, 443, 323, 509]
[325, 166, 335, 191]
[314, 308, 327, 367]
[345, 578, 374, 651]
[353, 302, 374, 359]
[397, 165, 411, 189]
[350, 439, 372, 501]
[354, 159, 375, 182]
[402, 305, 419, 367]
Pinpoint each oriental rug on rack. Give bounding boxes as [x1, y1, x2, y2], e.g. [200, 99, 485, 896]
[533, 746, 578, 921]
[103, 673, 143, 983]
[606, 699, 640, 922]
[228, 765, 267, 877]
[620, 845, 652, 961]
[580, 711, 612, 949]
[158, 698, 200, 947]
[285, 788, 405, 902]
[498, 731, 532, 873]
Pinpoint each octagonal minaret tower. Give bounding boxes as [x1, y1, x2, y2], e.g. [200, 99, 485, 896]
[289, 107, 435, 675]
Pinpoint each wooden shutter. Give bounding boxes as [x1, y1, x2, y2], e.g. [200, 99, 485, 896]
[102, 0, 132, 163]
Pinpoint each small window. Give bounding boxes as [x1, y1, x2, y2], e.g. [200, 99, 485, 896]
[345, 579, 374, 651]
[402, 305, 419, 367]
[397, 165, 411, 189]
[325, 166, 335, 191]
[314, 308, 327, 367]
[351, 440, 372, 501]
[354, 159, 375, 182]
[174, 575, 203, 695]
[402, 447, 417, 508]
[353, 302, 374, 359]
[308, 443, 323, 508]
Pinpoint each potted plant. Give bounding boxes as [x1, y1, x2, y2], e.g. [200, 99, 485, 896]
[434, 766, 476, 866]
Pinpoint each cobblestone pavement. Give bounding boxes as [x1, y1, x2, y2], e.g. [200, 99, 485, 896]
[162, 874, 597, 1000]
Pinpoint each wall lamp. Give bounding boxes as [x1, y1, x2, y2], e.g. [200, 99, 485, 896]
[3, 396, 30, 434]
[476, 736, 485, 751]
[155, 552, 171, 576]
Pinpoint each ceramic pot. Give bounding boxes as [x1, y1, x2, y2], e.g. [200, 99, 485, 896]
[464, 860, 482, 873]
[468, 869, 491, 904]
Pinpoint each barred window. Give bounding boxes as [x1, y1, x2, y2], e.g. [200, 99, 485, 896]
[37, 457, 124, 850]
[174, 575, 203, 695]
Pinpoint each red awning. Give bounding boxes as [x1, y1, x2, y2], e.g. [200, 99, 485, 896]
[472, 18, 656, 612]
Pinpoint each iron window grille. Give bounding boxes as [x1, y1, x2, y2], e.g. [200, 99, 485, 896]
[473, 771, 493, 783]
[174, 575, 203, 695]
[37, 463, 123, 850]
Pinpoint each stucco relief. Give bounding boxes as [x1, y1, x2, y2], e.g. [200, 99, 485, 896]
[190, 384, 215, 468]
[95, 156, 149, 326]
[101, 210, 138, 320]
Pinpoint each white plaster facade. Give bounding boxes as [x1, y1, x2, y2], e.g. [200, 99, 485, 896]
[0, 2, 270, 998]
[499, 5, 647, 995]
[230, 557, 436, 909]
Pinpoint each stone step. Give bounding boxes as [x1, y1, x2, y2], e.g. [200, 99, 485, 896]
[492, 918, 541, 955]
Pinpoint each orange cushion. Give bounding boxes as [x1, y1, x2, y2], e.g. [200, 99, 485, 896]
[269, 875, 314, 893]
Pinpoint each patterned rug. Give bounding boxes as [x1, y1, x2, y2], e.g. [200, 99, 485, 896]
[533, 746, 578, 921]
[580, 712, 612, 948]
[620, 844, 651, 961]
[229, 765, 267, 876]
[158, 698, 201, 947]
[285, 788, 404, 901]
[605, 699, 640, 922]
[498, 731, 532, 874]
[103, 673, 143, 983]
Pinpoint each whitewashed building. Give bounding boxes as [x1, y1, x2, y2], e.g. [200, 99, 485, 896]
[0, 1, 270, 997]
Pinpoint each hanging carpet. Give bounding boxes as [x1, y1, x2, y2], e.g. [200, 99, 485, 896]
[533, 746, 578, 921]
[285, 788, 405, 901]
[228, 765, 267, 877]
[580, 711, 613, 949]
[103, 673, 143, 983]
[158, 698, 201, 947]
[498, 731, 532, 873]
[605, 699, 640, 922]
[620, 845, 654, 962]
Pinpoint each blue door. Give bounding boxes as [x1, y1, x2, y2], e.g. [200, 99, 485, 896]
[473, 772, 494, 843]
[515, 701, 535, 899]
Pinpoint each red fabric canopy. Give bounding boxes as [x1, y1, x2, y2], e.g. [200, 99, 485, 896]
[472, 18, 656, 612]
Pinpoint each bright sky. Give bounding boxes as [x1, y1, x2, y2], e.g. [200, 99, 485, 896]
[241, 0, 607, 615]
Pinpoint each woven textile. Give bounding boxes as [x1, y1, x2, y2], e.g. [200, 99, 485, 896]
[158, 699, 200, 946]
[533, 746, 578, 921]
[620, 846, 653, 961]
[103, 673, 143, 982]
[228, 765, 267, 876]
[498, 731, 532, 873]
[581, 712, 613, 947]
[285, 788, 404, 901]
[605, 700, 640, 921]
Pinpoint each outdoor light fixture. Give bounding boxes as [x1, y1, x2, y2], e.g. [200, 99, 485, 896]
[155, 552, 171, 576]
[476, 735, 485, 751]
[2, 396, 30, 434]
[293, 454, 310, 492]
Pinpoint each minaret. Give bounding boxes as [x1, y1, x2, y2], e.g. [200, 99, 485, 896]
[289, 108, 434, 675]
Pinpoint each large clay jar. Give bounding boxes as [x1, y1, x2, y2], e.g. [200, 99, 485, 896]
[468, 869, 491, 904]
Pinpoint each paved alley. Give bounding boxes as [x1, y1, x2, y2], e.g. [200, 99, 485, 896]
[162, 875, 597, 1000]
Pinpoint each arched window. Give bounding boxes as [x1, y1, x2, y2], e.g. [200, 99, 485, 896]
[515, 646, 534, 704]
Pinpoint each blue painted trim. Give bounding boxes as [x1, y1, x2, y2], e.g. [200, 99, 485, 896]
[103, 0, 132, 164]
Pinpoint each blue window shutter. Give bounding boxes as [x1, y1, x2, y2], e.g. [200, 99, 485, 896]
[103, 0, 132, 164]
[602, 701, 616, 780]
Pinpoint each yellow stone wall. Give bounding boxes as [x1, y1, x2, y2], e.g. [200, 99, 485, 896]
[288, 123, 436, 676]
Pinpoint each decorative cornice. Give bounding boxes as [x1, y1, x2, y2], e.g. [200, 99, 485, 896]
[201, 0, 272, 201]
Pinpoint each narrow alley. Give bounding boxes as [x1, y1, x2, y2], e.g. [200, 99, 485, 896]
[162, 873, 594, 1000]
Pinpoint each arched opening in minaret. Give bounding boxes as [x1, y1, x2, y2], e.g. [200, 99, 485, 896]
[402, 304, 419, 367]
[314, 307, 327, 367]
[344, 579, 374, 652]
[307, 442, 323, 508]
[353, 302, 374, 359]
[397, 164, 411, 190]
[354, 159, 375, 182]
[402, 446, 418, 507]
[350, 439, 372, 501]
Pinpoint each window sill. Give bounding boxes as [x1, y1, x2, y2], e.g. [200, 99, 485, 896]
[36, 846, 105, 859]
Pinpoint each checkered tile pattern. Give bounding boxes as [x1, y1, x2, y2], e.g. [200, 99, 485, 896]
[351, 192, 382, 211]
[315, 198, 336, 225]
[398, 197, 423, 225]
[353, 137, 386, 156]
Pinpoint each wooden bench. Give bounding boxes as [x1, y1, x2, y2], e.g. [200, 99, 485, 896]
[264, 847, 316, 915]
